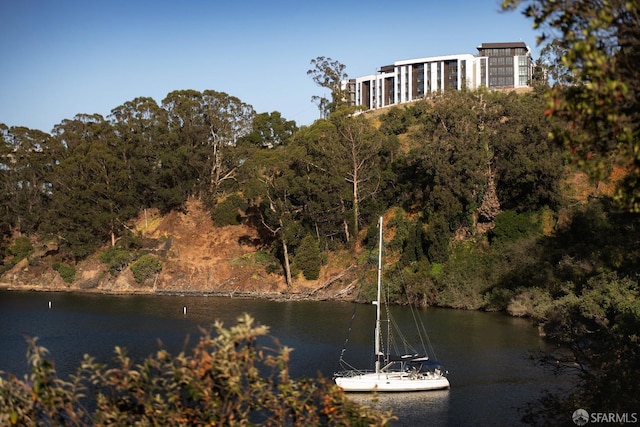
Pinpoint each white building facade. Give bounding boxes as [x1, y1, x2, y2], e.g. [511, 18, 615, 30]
[345, 42, 532, 112]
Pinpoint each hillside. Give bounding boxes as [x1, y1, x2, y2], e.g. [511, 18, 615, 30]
[1, 200, 361, 300]
[1, 164, 616, 300]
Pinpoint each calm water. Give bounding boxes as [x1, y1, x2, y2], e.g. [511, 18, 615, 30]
[0, 291, 563, 426]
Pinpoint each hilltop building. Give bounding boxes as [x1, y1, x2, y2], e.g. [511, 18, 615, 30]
[345, 41, 532, 112]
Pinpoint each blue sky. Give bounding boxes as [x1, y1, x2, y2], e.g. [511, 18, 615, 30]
[0, 0, 540, 133]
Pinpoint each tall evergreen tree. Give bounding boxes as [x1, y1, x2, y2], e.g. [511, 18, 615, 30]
[0, 126, 57, 236]
[45, 114, 138, 258]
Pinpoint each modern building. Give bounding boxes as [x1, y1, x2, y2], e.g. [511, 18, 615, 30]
[345, 41, 532, 112]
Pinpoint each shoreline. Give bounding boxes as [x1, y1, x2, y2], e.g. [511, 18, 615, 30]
[0, 284, 346, 302]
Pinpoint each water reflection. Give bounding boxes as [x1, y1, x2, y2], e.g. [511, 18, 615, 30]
[349, 390, 450, 426]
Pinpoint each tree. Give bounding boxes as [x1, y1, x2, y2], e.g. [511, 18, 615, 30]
[522, 273, 640, 425]
[288, 120, 352, 246]
[287, 113, 390, 250]
[307, 56, 349, 119]
[201, 89, 255, 198]
[396, 90, 490, 258]
[45, 114, 138, 258]
[242, 146, 301, 287]
[161, 90, 255, 203]
[500, 2, 640, 422]
[161, 90, 208, 199]
[330, 109, 386, 246]
[109, 97, 180, 212]
[503, 0, 640, 211]
[0, 126, 57, 236]
[0, 124, 12, 252]
[490, 90, 564, 212]
[240, 111, 297, 149]
[294, 234, 321, 280]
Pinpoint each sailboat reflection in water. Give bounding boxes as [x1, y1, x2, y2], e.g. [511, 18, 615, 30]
[334, 216, 450, 392]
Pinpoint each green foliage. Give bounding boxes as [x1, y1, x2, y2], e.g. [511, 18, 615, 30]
[130, 254, 162, 285]
[424, 215, 451, 263]
[294, 235, 321, 280]
[503, 0, 640, 211]
[0, 337, 87, 426]
[522, 273, 640, 424]
[434, 243, 492, 310]
[378, 106, 412, 135]
[52, 262, 76, 284]
[1, 127, 56, 237]
[400, 222, 427, 266]
[253, 250, 283, 275]
[0, 315, 392, 426]
[505, 287, 553, 318]
[211, 193, 248, 226]
[490, 210, 540, 246]
[385, 260, 438, 307]
[99, 246, 133, 275]
[307, 56, 349, 119]
[239, 111, 298, 148]
[9, 237, 33, 261]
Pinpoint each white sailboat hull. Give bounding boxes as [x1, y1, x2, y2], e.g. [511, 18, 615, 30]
[335, 372, 450, 392]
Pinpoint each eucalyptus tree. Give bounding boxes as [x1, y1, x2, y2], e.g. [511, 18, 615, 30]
[288, 120, 351, 246]
[46, 114, 138, 258]
[201, 89, 255, 198]
[240, 111, 297, 149]
[109, 97, 183, 212]
[329, 108, 387, 246]
[286, 109, 391, 249]
[0, 125, 57, 236]
[242, 144, 304, 287]
[489, 91, 564, 212]
[161, 90, 209, 199]
[161, 90, 255, 204]
[0, 124, 10, 246]
[307, 56, 349, 119]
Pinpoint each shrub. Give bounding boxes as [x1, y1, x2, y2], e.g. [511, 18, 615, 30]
[294, 235, 321, 280]
[130, 254, 162, 285]
[99, 247, 133, 275]
[434, 243, 491, 309]
[506, 287, 553, 319]
[0, 315, 393, 426]
[490, 210, 540, 246]
[255, 250, 282, 275]
[9, 237, 32, 261]
[52, 262, 76, 284]
[211, 194, 248, 226]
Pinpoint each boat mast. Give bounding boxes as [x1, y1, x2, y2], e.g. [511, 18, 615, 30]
[374, 215, 383, 374]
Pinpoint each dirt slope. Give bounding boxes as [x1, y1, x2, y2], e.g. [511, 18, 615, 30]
[1, 200, 358, 299]
[144, 200, 284, 294]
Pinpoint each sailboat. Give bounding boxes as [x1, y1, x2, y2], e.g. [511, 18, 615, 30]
[334, 216, 450, 392]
